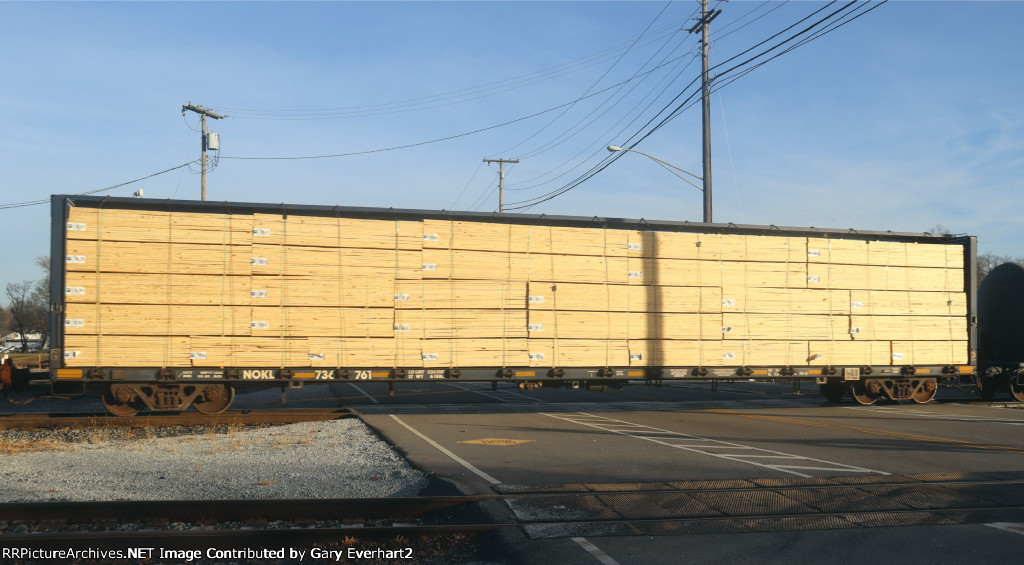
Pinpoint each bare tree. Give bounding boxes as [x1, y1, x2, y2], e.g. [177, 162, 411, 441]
[33, 256, 50, 349]
[5, 281, 41, 351]
[926, 224, 952, 235]
[977, 252, 1022, 285]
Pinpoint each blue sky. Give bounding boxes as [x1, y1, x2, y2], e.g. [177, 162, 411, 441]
[2, 1, 1022, 296]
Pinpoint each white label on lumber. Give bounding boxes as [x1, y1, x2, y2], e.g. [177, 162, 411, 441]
[528, 324, 544, 332]
[66, 222, 86, 231]
[529, 352, 545, 361]
[251, 321, 269, 330]
[251, 290, 267, 299]
[394, 294, 411, 302]
[722, 298, 736, 307]
[629, 353, 643, 361]
[528, 295, 545, 303]
[722, 352, 736, 360]
[627, 242, 643, 251]
[309, 353, 325, 361]
[422, 353, 439, 361]
[190, 351, 207, 360]
[65, 286, 86, 295]
[422, 263, 438, 271]
[253, 228, 271, 237]
[252, 257, 268, 266]
[65, 318, 84, 328]
[64, 351, 80, 359]
[394, 324, 412, 331]
[721, 326, 733, 333]
[807, 275, 820, 282]
[892, 352, 905, 360]
[66, 255, 86, 264]
[807, 249, 820, 257]
[628, 271, 643, 278]
[423, 233, 440, 241]
[849, 327, 862, 334]
[850, 301, 864, 309]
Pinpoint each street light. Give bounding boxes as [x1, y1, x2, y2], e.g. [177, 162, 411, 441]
[607, 145, 709, 223]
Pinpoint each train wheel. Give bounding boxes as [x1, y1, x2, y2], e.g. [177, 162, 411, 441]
[819, 382, 847, 404]
[911, 379, 937, 404]
[1010, 383, 1024, 403]
[193, 385, 235, 415]
[850, 381, 879, 406]
[102, 387, 141, 417]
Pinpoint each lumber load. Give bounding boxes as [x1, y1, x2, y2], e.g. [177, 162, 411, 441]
[57, 198, 972, 369]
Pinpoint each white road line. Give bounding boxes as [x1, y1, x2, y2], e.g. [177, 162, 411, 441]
[543, 412, 887, 478]
[349, 383, 379, 404]
[846, 405, 1024, 425]
[986, 522, 1024, 536]
[572, 537, 622, 565]
[388, 415, 501, 485]
[446, 382, 546, 404]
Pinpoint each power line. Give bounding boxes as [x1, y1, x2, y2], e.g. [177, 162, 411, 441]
[0, 162, 199, 211]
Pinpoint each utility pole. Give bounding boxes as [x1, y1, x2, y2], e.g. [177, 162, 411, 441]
[483, 158, 519, 213]
[182, 103, 226, 201]
[689, 0, 721, 224]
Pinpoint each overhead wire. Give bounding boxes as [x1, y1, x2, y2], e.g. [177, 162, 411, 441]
[503, 0, 885, 212]
[0, 161, 199, 210]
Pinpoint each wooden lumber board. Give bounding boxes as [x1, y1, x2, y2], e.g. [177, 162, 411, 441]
[626, 233, 807, 262]
[806, 264, 964, 292]
[526, 311, 723, 340]
[250, 306, 395, 337]
[420, 249, 629, 283]
[627, 258, 808, 288]
[190, 336, 311, 367]
[721, 313, 852, 341]
[721, 288, 851, 315]
[65, 207, 255, 245]
[251, 214, 423, 250]
[64, 272, 252, 306]
[526, 282, 722, 313]
[250, 245, 421, 279]
[393, 308, 528, 339]
[524, 339, 630, 367]
[847, 315, 968, 341]
[64, 304, 252, 336]
[719, 340, 810, 366]
[63, 335, 190, 367]
[421, 220, 631, 256]
[806, 238, 965, 269]
[393, 279, 527, 310]
[419, 338, 529, 367]
[890, 340, 969, 365]
[307, 337, 425, 367]
[252, 275, 394, 308]
[849, 290, 967, 317]
[65, 240, 253, 276]
[805, 341, 897, 366]
[626, 340, 723, 367]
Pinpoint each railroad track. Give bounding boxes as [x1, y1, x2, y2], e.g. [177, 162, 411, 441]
[0, 407, 356, 430]
[3, 472, 1024, 551]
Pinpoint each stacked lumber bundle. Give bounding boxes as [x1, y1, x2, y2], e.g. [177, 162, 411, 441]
[62, 205, 969, 368]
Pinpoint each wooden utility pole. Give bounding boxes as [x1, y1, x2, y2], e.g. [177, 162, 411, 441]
[483, 158, 519, 213]
[689, 0, 721, 224]
[182, 103, 226, 201]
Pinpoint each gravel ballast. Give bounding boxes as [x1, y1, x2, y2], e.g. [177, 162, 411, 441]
[0, 419, 428, 502]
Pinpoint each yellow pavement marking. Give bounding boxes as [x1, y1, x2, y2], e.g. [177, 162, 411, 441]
[708, 409, 1024, 455]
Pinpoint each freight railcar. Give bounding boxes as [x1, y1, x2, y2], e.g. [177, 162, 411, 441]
[3, 195, 979, 415]
[978, 261, 1024, 400]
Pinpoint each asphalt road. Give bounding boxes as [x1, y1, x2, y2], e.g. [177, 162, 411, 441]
[336, 380, 1024, 565]
[7, 379, 1024, 564]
